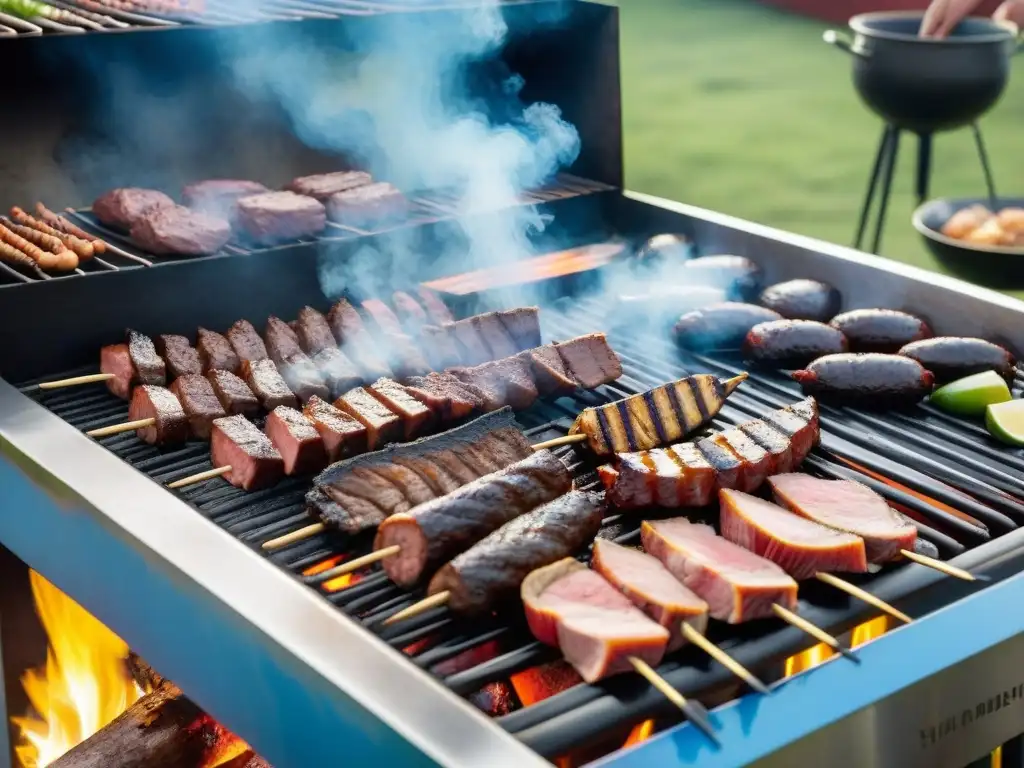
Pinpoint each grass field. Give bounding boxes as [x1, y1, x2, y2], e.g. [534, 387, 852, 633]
[611, 0, 1024, 292]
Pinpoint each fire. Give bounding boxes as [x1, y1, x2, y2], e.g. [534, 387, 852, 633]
[300, 555, 362, 593]
[12, 571, 144, 768]
[784, 616, 889, 676]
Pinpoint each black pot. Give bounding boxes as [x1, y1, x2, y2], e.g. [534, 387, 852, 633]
[825, 12, 1021, 133]
[913, 196, 1024, 287]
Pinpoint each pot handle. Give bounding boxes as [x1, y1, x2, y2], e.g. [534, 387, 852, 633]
[823, 30, 870, 58]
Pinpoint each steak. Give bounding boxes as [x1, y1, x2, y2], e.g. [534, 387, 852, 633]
[264, 316, 304, 365]
[519, 345, 576, 396]
[196, 328, 240, 374]
[235, 191, 326, 245]
[278, 352, 331, 404]
[93, 188, 175, 229]
[326, 182, 409, 229]
[127, 385, 188, 446]
[101, 330, 166, 400]
[368, 378, 435, 439]
[226, 319, 269, 363]
[286, 170, 372, 201]
[599, 442, 716, 510]
[335, 387, 402, 449]
[209, 415, 284, 491]
[155, 334, 202, 379]
[497, 307, 541, 350]
[129, 205, 231, 256]
[555, 333, 622, 389]
[295, 306, 338, 355]
[303, 395, 368, 461]
[312, 347, 363, 399]
[264, 406, 328, 475]
[169, 374, 226, 439]
[451, 357, 538, 411]
[326, 298, 366, 344]
[403, 373, 481, 421]
[472, 313, 520, 359]
[207, 369, 259, 417]
[241, 358, 298, 411]
[182, 179, 269, 219]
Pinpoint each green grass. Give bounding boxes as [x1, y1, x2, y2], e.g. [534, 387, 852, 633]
[610, 0, 1024, 294]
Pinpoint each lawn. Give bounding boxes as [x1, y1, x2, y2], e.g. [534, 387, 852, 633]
[610, 0, 1024, 293]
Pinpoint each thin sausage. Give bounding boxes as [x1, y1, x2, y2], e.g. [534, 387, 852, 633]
[0, 223, 59, 270]
[11, 207, 95, 260]
[0, 240, 37, 270]
[34, 203, 106, 255]
[4, 220, 65, 254]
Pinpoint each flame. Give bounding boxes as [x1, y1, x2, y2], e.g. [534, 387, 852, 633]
[622, 719, 656, 747]
[12, 571, 144, 768]
[300, 556, 362, 593]
[201, 728, 250, 768]
[783, 616, 890, 677]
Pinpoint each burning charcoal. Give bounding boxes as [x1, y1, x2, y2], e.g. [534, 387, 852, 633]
[128, 385, 188, 446]
[92, 188, 174, 229]
[155, 334, 202, 379]
[235, 191, 326, 245]
[286, 170, 372, 201]
[303, 395, 368, 461]
[169, 374, 226, 440]
[264, 406, 328, 475]
[210, 415, 284, 491]
[129, 205, 231, 256]
[326, 182, 409, 229]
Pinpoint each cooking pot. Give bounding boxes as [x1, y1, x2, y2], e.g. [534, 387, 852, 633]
[824, 12, 1021, 133]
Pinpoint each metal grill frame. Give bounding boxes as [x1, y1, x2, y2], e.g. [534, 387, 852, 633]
[5, 191, 1024, 767]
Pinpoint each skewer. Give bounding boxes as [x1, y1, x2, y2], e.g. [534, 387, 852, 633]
[531, 433, 588, 451]
[628, 657, 719, 744]
[814, 572, 912, 625]
[262, 523, 326, 550]
[86, 418, 154, 438]
[312, 545, 401, 578]
[38, 372, 115, 390]
[383, 590, 452, 625]
[679, 623, 771, 695]
[63, 207, 154, 266]
[166, 466, 231, 489]
[771, 604, 859, 663]
[900, 549, 978, 581]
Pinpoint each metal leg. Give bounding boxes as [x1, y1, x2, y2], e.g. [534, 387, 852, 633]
[1002, 734, 1024, 768]
[854, 125, 894, 251]
[916, 133, 932, 204]
[972, 123, 998, 207]
[870, 126, 900, 255]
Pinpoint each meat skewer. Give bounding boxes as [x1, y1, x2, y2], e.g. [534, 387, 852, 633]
[11, 207, 96, 260]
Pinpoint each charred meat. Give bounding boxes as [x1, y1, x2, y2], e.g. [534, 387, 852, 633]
[829, 309, 932, 354]
[169, 374, 226, 440]
[242, 359, 299, 411]
[554, 333, 622, 390]
[196, 328, 240, 374]
[155, 334, 202, 379]
[226, 319, 269, 363]
[335, 386, 402, 449]
[743, 319, 848, 368]
[497, 307, 542, 351]
[898, 336, 1016, 384]
[100, 329, 166, 399]
[758, 279, 841, 322]
[362, 298, 404, 336]
[264, 406, 328, 476]
[473, 312, 521, 360]
[294, 306, 338, 355]
[127, 385, 189, 446]
[674, 302, 783, 351]
[207, 369, 260, 417]
[303, 395, 368, 461]
[519, 345, 576, 396]
[792, 353, 934, 408]
[209, 415, 284, 491]
[368, 378, 435, 439]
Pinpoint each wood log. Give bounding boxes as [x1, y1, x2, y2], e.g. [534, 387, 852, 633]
[48, 680, 216, 768]
[221, 750, 273, 768]
[125, 651, 164, 691]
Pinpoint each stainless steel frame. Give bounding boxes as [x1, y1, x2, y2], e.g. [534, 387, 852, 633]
[3, 191, 1024, 767]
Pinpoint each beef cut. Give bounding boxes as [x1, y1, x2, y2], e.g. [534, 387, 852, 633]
[226, 319, 269, 363]
[326, 298, 366, 344]
[286, 170, 372, 201]
[264, 406, 328, 475]
[312, 347, 363, 399]
[368, 378, 434, 439]
[497, 307, 541, 350]
[235, 191, 326, 245]
[210, 415, 284, 491]
[447, 318, 493, 365]
[264, 316, 304, 365]
[129, 205, 231, 256]
[241, 359, 298, 411]
[196, 328, 240, 374]
[327, 182, 409, 229]
[472, 313, 520, 359]
[294, 306, 338, 355]
[169, 374, 226, 439]
[335, 387, 402, 449]
[93, 188, 175, 229]
[127, 385, 188, 446]
[155, 334, 202, 379]
[555, 333, 622, 389]
[421, 325, 463, 370]
[100, 329, 166, 399]
[182, 179, 269, 219]
[303, 395, 368, 461]
[207, 369, 259, 417]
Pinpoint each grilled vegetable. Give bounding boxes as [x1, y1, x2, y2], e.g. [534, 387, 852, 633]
[568, 373, 747, 456]
[898, 337, 1016, 384]
[674, 302, 782, 351]
[929, 371, 1012, 417]
[792, 353, 934, 409]
[681, 255, 763, 301]
[758, 279, 841, 322]
[829, 309, 931, 353]
[743, 319, 848, 368]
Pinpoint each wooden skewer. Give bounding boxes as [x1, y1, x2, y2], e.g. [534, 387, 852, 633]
[815, 572, 911, 625]
[167, 465, 232, 489]
[628, 657, 719, 744]
[901, 549, 977, 581]
[383, 590, 452, 625]
[38, 372, 115, 390]
[532, 433, 587, 451]
[679, 623, 771, 695]
[86, 418, 154, 438]
[771, 604, 859, 663]
[314, 545, 401, 579]
[262, 523, 326, 550]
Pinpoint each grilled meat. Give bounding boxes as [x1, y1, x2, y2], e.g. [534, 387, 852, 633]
[326, 298, 365, 344]
[403, 372, 482, 421]
[264, 406, 328, 475]
[681, 254, 763, 301]
[92, 188, 174, 229]
[335, 387, 402, 449]
[675, 302, 783, 351]
[129, 205, 231, 256]
[569, 373, 745, 457]
[182, 179, 269, 219]
[196, 328, 240, 374]
[312, 347, 363, 399]
[100, 329, 166, 399]
[303, 395, 368, 461]
[235, 191, 326, 245]
[829, 309, 932, 354]
[169, 374, 225, 440]
[264, 316, 304, 365]
[698, 427, 771, 493]
[792, 353, 934, 408]
[521, 558, 669, 683]
[898, 336, 1016, 384]
[417, 288, 454, 325]
[295, 306, 338, 355]
[10, 207, 95, 260]
[155, 334, 202, 379]
[452, 357, 539, 411]
[518, 345, 576, 396]
[279, 353, 332, 404]
[34, 203, 105, 253]
[497, 307, 541, 350]
[591, 539, 709, 651]
[209, 415, 284, 491]
[642, 518, 799, 623]
[286, 170, 372, 201]
[447, 318, 493, 365]
[743, 319, 849, 368]
[368, 378, 435, 439]
[761, 397, 821, 464]
[242, 359, 298, 411]
[391, 291, 428, 332]
[375, 450, 573, 588]
[207, 369, 259, 417]
[554, 333, 622, 389]
[599, 442, 716, 510]
[326, 182, 408, 229]
[127, 385, 188, 446]
[421, 325, 463, 370]
[719, 489, 867, 580]
[308, 485, 385, 535]
[362, 298, 404, 336]
[769, 474, 918, 563]
[226, 319, 269, 363]
[345, 339, 394, 382]
[473, 312, 520, 359]
[382, 333, 433, 379]
[758, 279, 841, 322]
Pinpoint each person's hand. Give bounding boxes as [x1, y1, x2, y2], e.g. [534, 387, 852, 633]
[920, 0, 984, 37]
[993, 0, 1024, 28]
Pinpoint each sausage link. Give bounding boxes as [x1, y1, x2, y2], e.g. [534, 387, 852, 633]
[4, 220, 64, 254]
[34, 203, 106, 255]
[0, 223, 59, 269]
[0, 240, 36, 269]
[11, 207, 95, 260]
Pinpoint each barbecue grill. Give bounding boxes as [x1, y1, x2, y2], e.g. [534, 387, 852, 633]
[4, 2, 1024, 767]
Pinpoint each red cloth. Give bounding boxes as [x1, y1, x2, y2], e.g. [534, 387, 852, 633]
[758, 0, 1002, 25]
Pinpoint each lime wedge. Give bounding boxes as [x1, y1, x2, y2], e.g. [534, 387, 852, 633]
[986, 399, 1024, 446]
[930, 370, 1011, 417]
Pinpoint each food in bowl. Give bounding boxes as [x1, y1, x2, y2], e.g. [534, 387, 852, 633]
[941, 205, 1024, 246]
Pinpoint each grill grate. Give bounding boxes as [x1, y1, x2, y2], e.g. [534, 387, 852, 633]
[19, 294, 1024, 757]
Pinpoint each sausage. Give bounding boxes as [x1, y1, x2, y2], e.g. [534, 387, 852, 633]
[12, 207, 95, 260]
[743, 320, 848, 368]
[681, 255, 763, 301]
[674, 302, 782, 351]
[829, 309, 931, 353]
[0, 223, 59, 270]
[758, 279, 841, 322]
[374, 450, 573, 588]
[4, 221, 64, 254]
[0, 240, 36, 270]
[792, 353, 934, 408]
[428, 490, 607, 615]
[34, 203, 106, 254]
[898, 337, 1016, 384]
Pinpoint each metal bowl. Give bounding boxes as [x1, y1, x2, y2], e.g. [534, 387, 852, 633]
[913, 196, 1024, 287]
[825, 12, 1020, 133]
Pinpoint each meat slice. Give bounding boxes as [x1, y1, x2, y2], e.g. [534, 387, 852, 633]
[452, 358, 538, 411]
[127, 385, 188, 446]
[519, 345, 576, 396]
[129, 205, 231, 256]
[209, 415, 284, 491]
[739, 420, 794, 474]
[521, 558, 668, 683]
[555, 333, 622, 389]
[447, 318, 493, 365]
[374, 450, 572, 587]
[497, 307, 541, 351]
[196, 328, 240, 374]
[326, 182, 409, 229]
[642, 518, 798, 623]
[207, 369, 260, 417]
[306, 486, 386, 536]
[591, 539, 709, 651]
[417, 288, 455, 325]
[264, 316, 304, 365]
[473, 313, 520, 359]
[367, 463, 437, 507]
[368, 378, 434, 439]
[769, 474, 918, 563]
[391, 291, 428, 332]
[403, 373, 480, 421]
[278, 352, 331, 404]
[226, 319, 269, 363]
[92, 188, 174, 229]
[720, 489, 867, 580]
[382, 333, 432, 379]
[361, 298, 404, 336]
[701, 427, 771, 493]
[101, 331, 165, 400]
[286, 170, 372, 201]
[694, 434, 742, 492]
[303, 395, 368, 461]
[264, 406, 327, 475]
[182, 179, 269, 219]
[241, 359, 298, 411]
[421, 325, 463, 370]
[155, 334, 202, 379]
[335, 467, 411, 517]
[326, 298, 365, 344]
[312, 347, 362, 399]
[295, 306, 338, 355]
[169, 374, 226, 439]
[762, 397, 820, 466]
[599, 442, 716, 510]
[477, 428, 534, 468]
[345, 339, 394, 382]
[335, 387, 402, 449]
[235, 191, 326, 245]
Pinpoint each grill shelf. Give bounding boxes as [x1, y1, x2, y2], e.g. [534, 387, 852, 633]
[18, 294, 1024, 758]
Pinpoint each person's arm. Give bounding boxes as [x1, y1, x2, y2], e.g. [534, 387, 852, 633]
[921, 0, 1024, 36]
